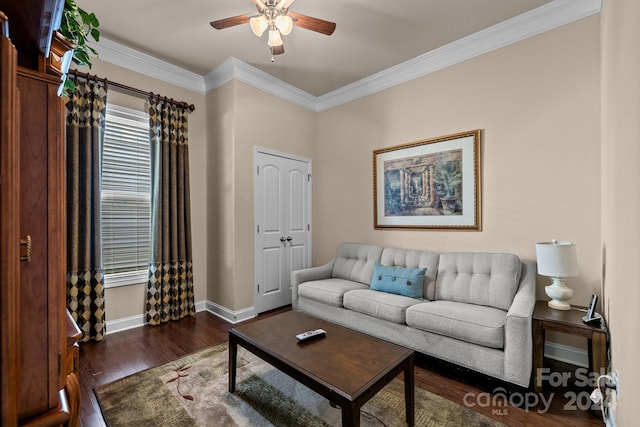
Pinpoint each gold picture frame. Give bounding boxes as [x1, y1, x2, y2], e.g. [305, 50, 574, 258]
[373, 130, 482, 230]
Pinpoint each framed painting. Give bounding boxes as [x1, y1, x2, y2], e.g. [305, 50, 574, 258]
[373, 130, 482, 230]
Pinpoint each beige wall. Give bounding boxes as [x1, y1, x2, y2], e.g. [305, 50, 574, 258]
[601, 0, 640, 424]
[206, 81, 235, 310]
[206, 80, 316, 311]
[315, 17, 601, 317]
[72, 59, 208, 321]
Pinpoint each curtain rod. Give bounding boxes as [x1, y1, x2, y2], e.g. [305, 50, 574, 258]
[68, 69, 196, 112]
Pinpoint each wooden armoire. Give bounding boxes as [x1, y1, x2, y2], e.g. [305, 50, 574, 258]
[1, 1, 81, 426]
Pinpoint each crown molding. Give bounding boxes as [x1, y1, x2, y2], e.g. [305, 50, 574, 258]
[204, 57, 317, 111]
[315, 0, 602, 111]
[94, 0, 601, 112]
[95, 37, 207, 94]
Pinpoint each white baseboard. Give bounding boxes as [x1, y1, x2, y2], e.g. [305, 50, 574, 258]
[204, 300, 257, 324]
[195, 300, 207, 313]
[106, 299, 211, 335]
[544, 342, 589, 368]
[105, 300, 258, 335]
[105, 313, 146, 335]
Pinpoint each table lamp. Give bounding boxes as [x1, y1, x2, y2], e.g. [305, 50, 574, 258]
[535, 240, 579, 310]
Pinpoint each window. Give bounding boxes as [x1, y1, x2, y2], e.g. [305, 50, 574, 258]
[101, 104, 151, 288]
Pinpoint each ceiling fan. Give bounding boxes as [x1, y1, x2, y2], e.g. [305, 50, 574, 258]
[210, 0, 336, 59]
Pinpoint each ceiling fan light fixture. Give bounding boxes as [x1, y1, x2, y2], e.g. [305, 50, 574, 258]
[211, 0, 334, 57]
[249, 15, 268, 36]
[275, 15, 293, 35]
[268, 29, 284, 47]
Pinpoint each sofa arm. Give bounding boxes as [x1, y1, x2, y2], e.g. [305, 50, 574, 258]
[291, 258, 335, 310]
[504, 259, 537, 387]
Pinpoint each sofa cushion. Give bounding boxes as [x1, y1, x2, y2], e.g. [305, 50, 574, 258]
[298, 279, 368, 307]
[380, 248, 440, 300]
[406, 301, 507, 348]
[370, 263, 426, 299]
[435, 253, 522, 311]
[331, 243, 383, 285]
[344, 289, 421, 324]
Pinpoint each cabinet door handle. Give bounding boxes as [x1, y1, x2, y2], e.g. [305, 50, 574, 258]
[20, 235, 32, 263]
[286, 236, 292, 242]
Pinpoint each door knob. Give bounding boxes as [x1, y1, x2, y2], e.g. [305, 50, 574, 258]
[280, 236, 286, 243]
[286, 236, 293, 242]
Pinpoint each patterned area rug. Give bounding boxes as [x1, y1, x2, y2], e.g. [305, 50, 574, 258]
[95, 342, 505, 426]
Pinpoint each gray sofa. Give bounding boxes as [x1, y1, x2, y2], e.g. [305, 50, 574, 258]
[291, 242, 536, 387]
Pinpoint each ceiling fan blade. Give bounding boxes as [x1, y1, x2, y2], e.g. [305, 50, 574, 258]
[250, 0, 267, 12]
[288, 12, 336, 36]
[277, 0, 296, 10]
[210, 14, 251, 30]
[271, 45, 285, 55]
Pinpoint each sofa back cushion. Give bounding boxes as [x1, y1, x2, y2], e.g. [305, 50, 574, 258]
[435, 253, 522, 311]
[380, 248, 440, 300]
[332, 243, 383, 285]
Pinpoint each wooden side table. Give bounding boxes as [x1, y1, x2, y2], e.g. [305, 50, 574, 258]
[532, 300, 608, 393]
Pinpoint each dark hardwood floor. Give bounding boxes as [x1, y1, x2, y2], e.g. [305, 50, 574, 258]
[78, 308, 603, 426]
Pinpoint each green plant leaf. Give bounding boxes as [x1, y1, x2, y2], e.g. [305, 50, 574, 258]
[59, 2, 100, 70]
[60, 77, 75, 97]
[88, 13, 100, 27]
[78, 8, 89, 22]
[74, 50, 90, 66]
[65, 0, 78, 13]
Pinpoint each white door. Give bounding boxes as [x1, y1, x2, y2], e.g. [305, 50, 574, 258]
[254, 148, 311, 313]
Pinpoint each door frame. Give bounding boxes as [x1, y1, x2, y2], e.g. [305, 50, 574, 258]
[253, 146, 312, 313]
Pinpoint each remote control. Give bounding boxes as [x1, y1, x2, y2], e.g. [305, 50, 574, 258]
[296, 329, 326, 342]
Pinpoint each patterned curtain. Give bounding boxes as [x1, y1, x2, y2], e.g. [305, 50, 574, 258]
[65, 77, 108, 342]
[146, 99, 195, 325]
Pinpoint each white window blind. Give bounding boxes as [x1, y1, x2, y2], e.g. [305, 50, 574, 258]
[102, 104, 151, 288]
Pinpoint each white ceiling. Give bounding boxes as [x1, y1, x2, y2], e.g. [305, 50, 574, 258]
[76, 0, 563, 96]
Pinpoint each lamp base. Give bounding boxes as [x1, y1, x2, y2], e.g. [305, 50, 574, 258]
[545, 278, 574, 311]
[547, 298, 571, 310]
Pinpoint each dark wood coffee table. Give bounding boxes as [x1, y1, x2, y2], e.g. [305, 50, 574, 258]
[229, 310, 415, 427]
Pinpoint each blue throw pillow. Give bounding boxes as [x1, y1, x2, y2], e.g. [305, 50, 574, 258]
[370, 263, 426, 299]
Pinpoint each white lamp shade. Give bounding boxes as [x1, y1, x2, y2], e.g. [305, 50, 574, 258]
[535, 241, 578, 277]
[250, 15, 268, 36]
[275, 15, 293, 35]
[268, 29, 284, 47]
